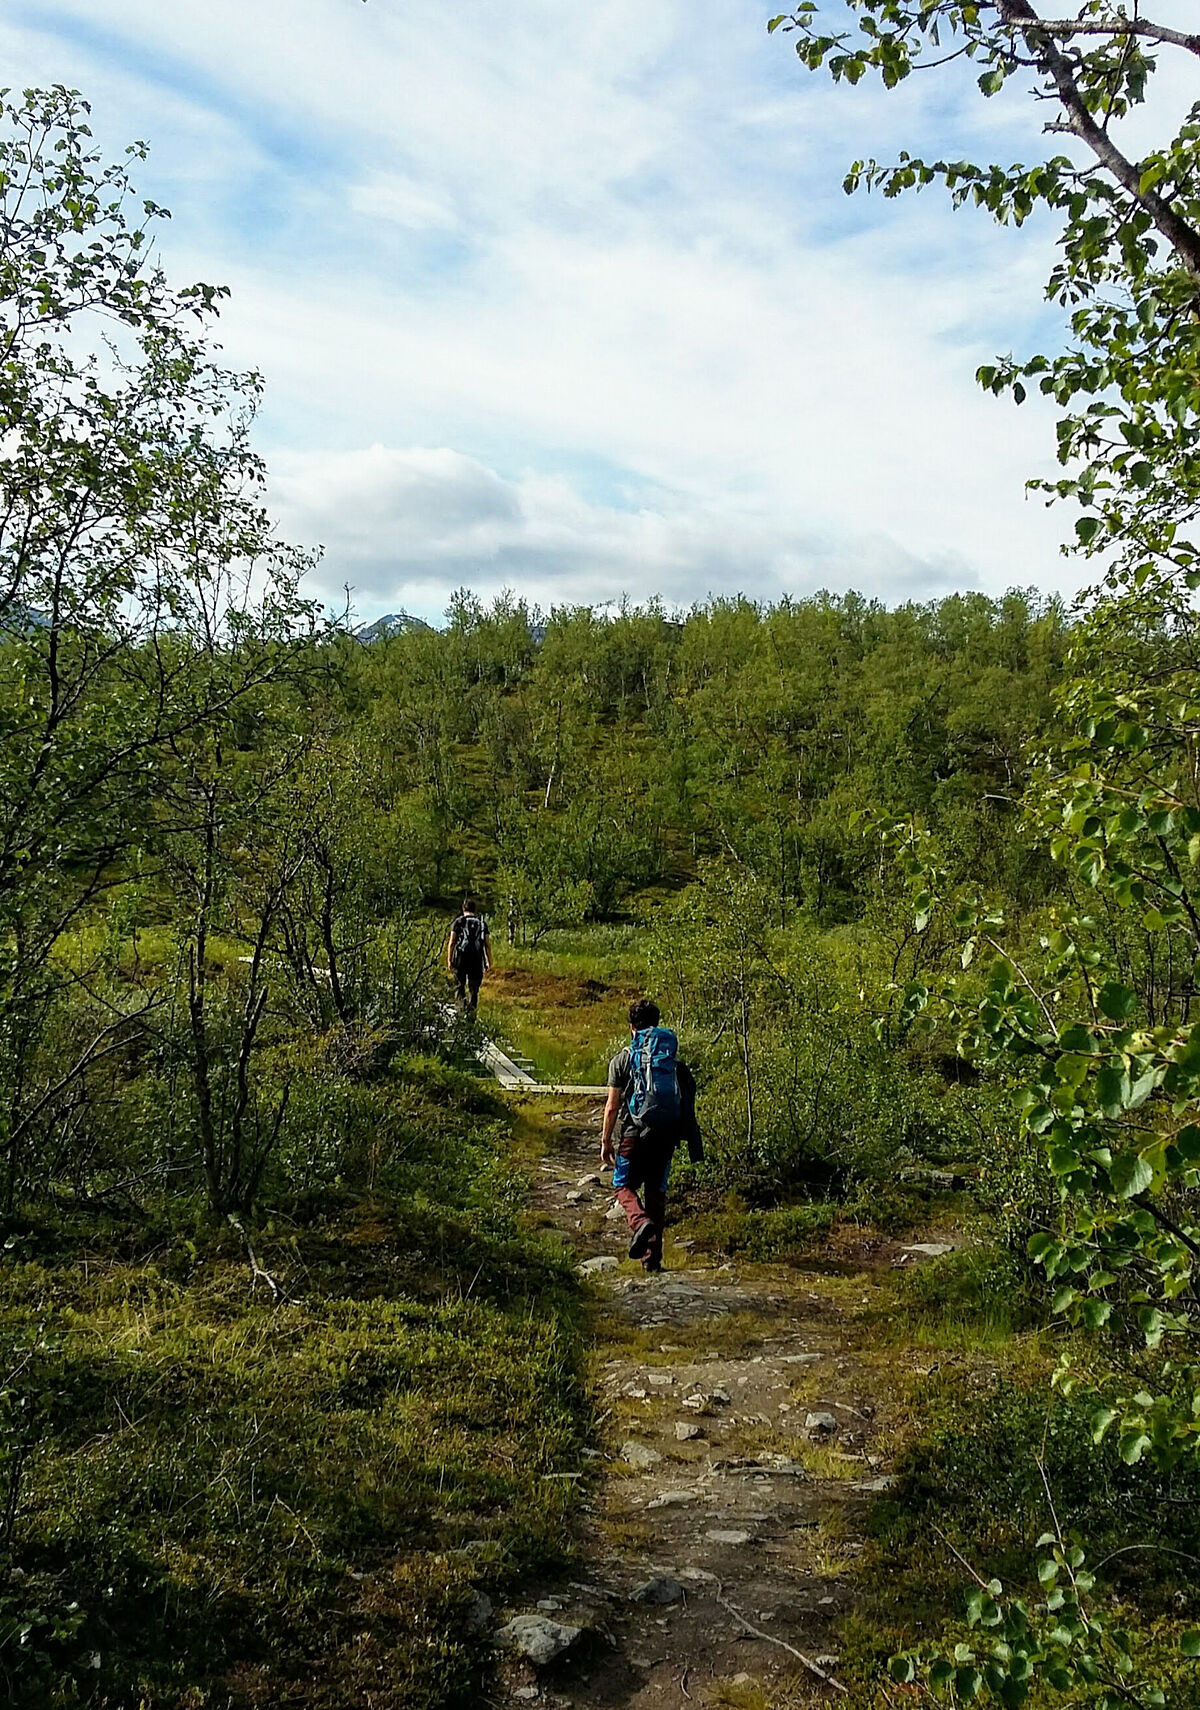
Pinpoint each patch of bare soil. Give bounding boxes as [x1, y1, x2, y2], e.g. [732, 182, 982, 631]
[495, 1105, 935, 1709]
[488, 968, 633, 1008]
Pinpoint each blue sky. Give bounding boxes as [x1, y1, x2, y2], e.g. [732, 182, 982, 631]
[4, 0, 1114, 622]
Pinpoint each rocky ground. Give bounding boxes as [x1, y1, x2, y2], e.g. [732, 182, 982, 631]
[491, 1099, 954, 1709]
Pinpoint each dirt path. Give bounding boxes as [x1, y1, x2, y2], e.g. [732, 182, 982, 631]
[495, 1100, 940, 1709]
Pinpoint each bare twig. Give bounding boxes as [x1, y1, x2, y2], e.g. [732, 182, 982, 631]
[226, 1214, 290, 1304]
[715, 1583, 848, 1695]
[932, 1522, 992, 1589]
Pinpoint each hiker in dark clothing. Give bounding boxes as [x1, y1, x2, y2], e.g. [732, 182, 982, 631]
[447, 897, 490, 1010]
[600, 998, 701, 1273]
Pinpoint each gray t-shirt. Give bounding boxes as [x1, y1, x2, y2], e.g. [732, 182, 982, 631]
[607, 1046, 634, 1136]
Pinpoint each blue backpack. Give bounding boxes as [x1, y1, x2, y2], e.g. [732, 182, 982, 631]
[628, 1027, 682, 1135]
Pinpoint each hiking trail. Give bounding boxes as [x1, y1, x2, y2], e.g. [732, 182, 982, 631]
[491, 1093, 954, 1708]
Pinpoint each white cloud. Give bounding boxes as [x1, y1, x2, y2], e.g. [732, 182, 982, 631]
[4, 0, 1105, 618]
[270, 444, 980, 623]
[348, 175, 458, 232]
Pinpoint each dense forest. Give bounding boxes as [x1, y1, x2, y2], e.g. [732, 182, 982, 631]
[6, 0, 1200, 1699]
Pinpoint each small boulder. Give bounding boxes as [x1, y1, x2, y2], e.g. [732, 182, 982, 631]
[577, 1255, 619, 1275]
[631, 1575, 686, 1606]
[675, 1422, 702, 1442]
[497, 1613, 582, 1666]
[576, 1173, 603, 1189]
[463, 1590, 493, 1635]
[805, 1411, 839, 1438]
[705, 1528, 752, 1546]
[605, 1202, 624, 1221]
[620, 1440, 662, 1469]
[903, 1242, 955, 1259]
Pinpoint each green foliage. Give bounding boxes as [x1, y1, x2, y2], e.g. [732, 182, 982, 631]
[647, 872, 991, 1200]
[770, 6, 1200, 1699]
[891, 1545, 1191, 1709]
[685, 1198, 839, 1260]
[869, 1364, 1200, 1706]
[0, 1067, 588, 1709]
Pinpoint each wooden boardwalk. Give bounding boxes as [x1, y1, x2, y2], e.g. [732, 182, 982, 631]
[477, 1033, 607, 1097]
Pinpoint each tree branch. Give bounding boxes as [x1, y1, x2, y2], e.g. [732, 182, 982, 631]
[999, 0, 1200, 276]
[1031, 15, 1200, 58]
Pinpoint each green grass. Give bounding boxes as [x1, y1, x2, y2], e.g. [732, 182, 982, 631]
[477, 922, 647, 1083]
[684, 1199, 840, 1261]
[0, 1066, 592, 1710]
[873, 1244, 1043, 1349]
[789, 1270, 1200, 1710]
[497, 921, 649, 981]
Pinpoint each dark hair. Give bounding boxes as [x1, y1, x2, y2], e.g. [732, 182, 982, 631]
[628, 997, 660, 1030]
[463, 896, 479, 913]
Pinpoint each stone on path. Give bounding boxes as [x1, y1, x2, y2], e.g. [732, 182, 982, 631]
[675, 1422, 702, 1441]
[577, 1173, 603, 1189]
[619, 1440, 662, 1469]
[630, 1575, 686, 1606]
[805, 1410, 839, 1437]
[497, 1613, 582, 1666]
[577, 1255, 619, 1275]
[903, 1242, 956, 1259]
[705, 1527, 752, 1546]
[647, 1488, 701, 1509]
[605, 1202, 624, 1221]
[852, 1473, 897, 1493]
[565, 1190, 585, 1204]
[682, 1387, 731, 1413]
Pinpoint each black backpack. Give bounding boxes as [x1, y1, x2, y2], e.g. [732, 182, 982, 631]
[453, 914, 486, 965]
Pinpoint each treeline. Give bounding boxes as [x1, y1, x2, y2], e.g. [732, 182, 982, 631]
[346, 587, 1071, 931]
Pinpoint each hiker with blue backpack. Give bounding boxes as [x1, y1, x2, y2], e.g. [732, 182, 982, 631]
[600, 998, 702, 1273]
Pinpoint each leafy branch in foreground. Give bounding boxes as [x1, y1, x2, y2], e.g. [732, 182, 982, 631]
[892, 1534, 1200, 1706]
[770, 2, 1200, 601]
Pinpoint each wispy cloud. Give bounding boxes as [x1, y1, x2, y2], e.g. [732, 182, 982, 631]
[5, 0, 1086, 620]
[269, 444, 977, 622]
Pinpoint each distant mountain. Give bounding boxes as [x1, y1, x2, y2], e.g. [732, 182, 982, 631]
[1, 603, 51, 637]
[352, 611, 433, 643]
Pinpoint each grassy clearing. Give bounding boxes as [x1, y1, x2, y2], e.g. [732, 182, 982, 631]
[1, 1066, 592, 1710]
[477, 923, 647, 1082]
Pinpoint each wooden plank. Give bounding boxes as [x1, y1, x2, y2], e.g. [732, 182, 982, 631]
[477, 1036, 537, 1086]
